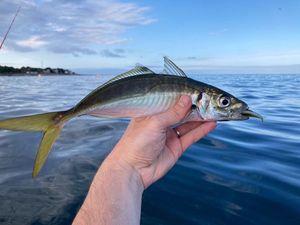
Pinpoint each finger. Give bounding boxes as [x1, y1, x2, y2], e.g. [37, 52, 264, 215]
[174, 121, 205, 137]
[180, 121, 217, 150]
[154, 96, 192, 128]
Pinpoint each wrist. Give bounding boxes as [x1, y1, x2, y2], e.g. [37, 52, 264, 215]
[95, 153, 145, 192]
[74, 152, 144, 225]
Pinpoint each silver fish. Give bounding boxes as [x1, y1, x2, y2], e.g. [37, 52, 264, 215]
[0, 57, 263, 177]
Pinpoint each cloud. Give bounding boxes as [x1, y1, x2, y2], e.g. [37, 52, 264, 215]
[50, 45, 98, 57]
[101, 48, 125, 58]
[0, 0, 155, 55]
[16, 35, 48, 48]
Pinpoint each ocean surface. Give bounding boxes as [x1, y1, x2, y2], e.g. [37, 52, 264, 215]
[0, 74, 299, 225]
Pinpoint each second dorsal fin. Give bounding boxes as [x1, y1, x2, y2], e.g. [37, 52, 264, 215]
[163, 57, 187, 77]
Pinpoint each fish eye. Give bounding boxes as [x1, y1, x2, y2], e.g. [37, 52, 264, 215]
[219, 95, 231, 107]
[191, 104, 197, 110]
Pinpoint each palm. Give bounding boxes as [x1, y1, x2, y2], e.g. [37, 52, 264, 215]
[136, 128, 181, 187]
[128, 121, 214, 188]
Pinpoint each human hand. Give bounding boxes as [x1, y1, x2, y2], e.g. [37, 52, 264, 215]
[108, 96, 217, 189]
[75, 96, 216, 224]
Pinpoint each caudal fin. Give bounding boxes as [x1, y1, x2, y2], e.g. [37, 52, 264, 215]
[0, 110, 72, 177]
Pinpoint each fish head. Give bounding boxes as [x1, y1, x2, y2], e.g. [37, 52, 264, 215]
[194, 88, 263, 121]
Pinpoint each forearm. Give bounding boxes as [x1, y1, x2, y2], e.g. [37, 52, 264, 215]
[73, 155, 144, 225]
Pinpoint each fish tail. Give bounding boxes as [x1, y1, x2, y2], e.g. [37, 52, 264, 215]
[0, 110, 73, 177]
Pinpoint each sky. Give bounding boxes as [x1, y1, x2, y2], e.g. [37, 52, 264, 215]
[0, 0, 300, 74]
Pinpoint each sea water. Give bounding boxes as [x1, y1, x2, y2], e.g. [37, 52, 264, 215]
[0, 74, 299, 225]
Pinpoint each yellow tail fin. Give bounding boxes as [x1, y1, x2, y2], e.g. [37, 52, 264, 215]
[0, 111, 72, 177]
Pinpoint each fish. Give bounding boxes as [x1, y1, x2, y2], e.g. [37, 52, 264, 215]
[0, 57, 263, 177]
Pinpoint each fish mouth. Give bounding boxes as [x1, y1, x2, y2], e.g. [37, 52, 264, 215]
[241, 109, 263, 121]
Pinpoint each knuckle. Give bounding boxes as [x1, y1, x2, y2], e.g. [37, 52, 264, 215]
[170, 107, 184, 121]
[151, 116, 163, 128]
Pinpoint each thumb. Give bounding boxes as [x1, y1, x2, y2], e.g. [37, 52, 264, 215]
[154, 95, 192, 128]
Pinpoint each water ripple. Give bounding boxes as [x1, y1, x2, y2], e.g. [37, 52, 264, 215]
[0, 75, 300, 225]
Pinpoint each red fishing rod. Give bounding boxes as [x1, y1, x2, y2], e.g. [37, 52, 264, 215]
[0, 6, 21, 50]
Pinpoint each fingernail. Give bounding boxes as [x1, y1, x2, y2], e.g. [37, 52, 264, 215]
[179, 96, 190, 107]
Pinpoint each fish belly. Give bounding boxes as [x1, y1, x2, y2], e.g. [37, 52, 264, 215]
[87, 92, 179, 118]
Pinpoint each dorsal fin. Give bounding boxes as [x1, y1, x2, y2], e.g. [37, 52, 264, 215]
[101, 65, 155, 87]
[75, 65, 155, 108]
[163, 56, 187, 77]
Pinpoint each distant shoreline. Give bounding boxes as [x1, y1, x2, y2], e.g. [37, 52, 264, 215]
[0, 65, 76, 76]
[0, 73, 76, 76]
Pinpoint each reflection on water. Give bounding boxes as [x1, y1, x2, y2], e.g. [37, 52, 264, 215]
[0, 74, 300, 225]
